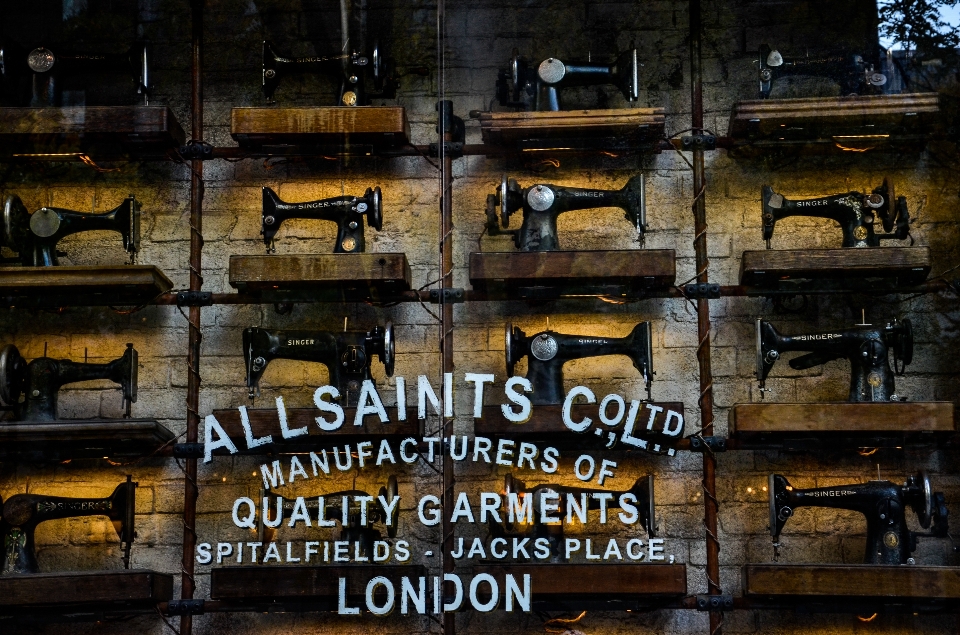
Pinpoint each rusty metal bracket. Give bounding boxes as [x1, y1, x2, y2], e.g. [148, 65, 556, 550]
[680, 134, 717, 151]
[695, 594, 733, 610]
[167, 598, 206, 615]
[684, 283, 721, 299]
[689, 436, 727, 453]
[429, 288, 465, 304]
[173, 442, 205, 459]
[177, 291, 213, 307]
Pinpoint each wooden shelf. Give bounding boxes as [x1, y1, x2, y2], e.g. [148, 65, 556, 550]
[0, 570, 173, 617]
[469, 250, 675, 300]
[729, 402, 955, 450]
[210, 565, 425, 612]
[728, 93, 940, 156]
[0, 265, 173, 308]
[478, 108, 666, 151]
[231, 107, 410, 152]
[475, 402, 684, 454]
[0, 419, 174, 461]
[472, 564, 686, 611]
[740, 247, 930, 290]
[229, 254, 411, 303]
[210, 407, 418, 454]
[743, 564, 960, 613]
[0, 107, 185, 160]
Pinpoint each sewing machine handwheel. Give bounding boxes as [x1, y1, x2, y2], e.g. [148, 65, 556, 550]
[878, 178, 897, 233]
[912, 470, 933, 530]
[3, 195, 29, 250]
[499, 174, 510, 227]
[504, 323, 525, 377]
[383, 321, 394, 376]
[367, 187, 383, 231]
[0, 344, 23, 406]
[893, 319, 913, 373]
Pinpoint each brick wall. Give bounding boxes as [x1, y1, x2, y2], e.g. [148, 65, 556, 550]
[1, 1, 958, 634]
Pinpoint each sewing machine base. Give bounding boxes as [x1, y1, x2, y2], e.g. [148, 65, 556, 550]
[0, 419, 173, 461]
[743, 565, 960, 613]
[740, 247, 930, 290]
[469, 250, 675, 299]
[0, 570, 173, 617]
[229, 254, 411, 303]
[231, 107, 410, 151]
[478, 108, 665, 150]
[728, 93, 940, 156]
[210, 407, 418, 454]
[730, 402, 955, 450]
[0, 107, 186, 160]
[472, 564, 686, 611]
[210, 565, 426, 612]
[0, 265, 173, 308]
[475, 403, 684, 454]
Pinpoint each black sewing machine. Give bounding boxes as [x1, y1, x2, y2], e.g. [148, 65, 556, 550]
[243, 323, 394, 406]
[489, 473, 655, 561]
[506, 321, 653, 405]
[0, 38, 150, 106]
[259, 476, 399, 556]
[1, 476, 136, 574]
[485, 174, 646, 252]
[769, 471, 948, 564]
[261, 186, 383, 254]
[497, 49, 639, 111]
[1, 194, 140, 266]
[262, 39, 396, 106]
[762, 178, 910, 249]
[758, 44, 886, 99]
[755, 317, 912, 402]
[0, 343, 137, 422]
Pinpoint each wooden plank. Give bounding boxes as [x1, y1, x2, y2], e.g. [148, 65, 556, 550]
[231, 107, 410, 149]
[211, 565, 425, 600]
[740, 247, 931, 287]
[229, 254, 411, 302]
[211, 408, 418, 450]
[730, 402, 955, 435]
[743, 564, 960, 599]
[0, 419, 174, 461]
[473, 564, 686, 597]
[0, 570, 173, 609]
[476, 403, 684, 453]
[469, 250, 675, 296]
[728, 93, 940, 156]
[0, 107, 185, 156]
[479, 108, 665, 146]
[0, 265, 173, 308]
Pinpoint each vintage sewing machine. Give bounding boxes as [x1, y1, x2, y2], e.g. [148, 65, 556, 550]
[258, 476, 398, 555]
[0, 38, 150, 106]
[0, 342, 137, 422]
[1, 476, 136, 574]
[261, 186, 383, 254]
[262, 40, 395, 106]
[243, 322, 393, 407]
[762, 178, 910, 249]
[485, 174, 646, 251]
[769, 471, 948, 564]
[497, 49, 639, 111]
[506, 321, 653, 405]
[758, 44, 886, 99]
[755, 317, 912, 402]
[489, 473, 655, 560]
[1, 194, 140, 267]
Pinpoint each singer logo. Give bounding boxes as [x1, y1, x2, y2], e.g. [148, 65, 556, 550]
[809, 490, 856, 497]
[794, 334, 840, 341]
[286, 339, 315, 346]
[797, 200, 829, 207]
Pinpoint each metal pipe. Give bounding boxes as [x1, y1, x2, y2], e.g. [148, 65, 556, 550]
[179, 2, 204, 634]
[688, 1, 721, 634]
